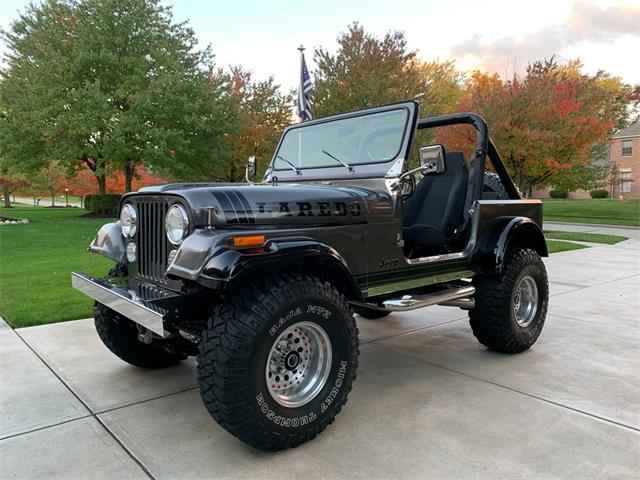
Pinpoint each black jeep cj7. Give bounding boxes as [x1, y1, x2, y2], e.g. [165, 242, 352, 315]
[72, 101, 549, 450]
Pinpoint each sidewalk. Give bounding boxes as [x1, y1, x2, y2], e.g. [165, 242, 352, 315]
[1, 240, 639, 479]
[544, 221, 640, 239]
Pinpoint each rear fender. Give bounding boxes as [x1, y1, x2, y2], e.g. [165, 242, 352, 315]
[495, 217, 548, 272]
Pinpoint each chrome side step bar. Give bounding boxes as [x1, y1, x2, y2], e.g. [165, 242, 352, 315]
[382, 285, 475, 312]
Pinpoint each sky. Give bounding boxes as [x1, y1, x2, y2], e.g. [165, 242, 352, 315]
[1, 0, 639, 91]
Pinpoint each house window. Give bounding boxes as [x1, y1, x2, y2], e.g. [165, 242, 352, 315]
[621, 140, 632, 156]
[620, 169, 632, 193]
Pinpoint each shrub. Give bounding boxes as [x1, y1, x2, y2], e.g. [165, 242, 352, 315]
[84, 194, 121, 215]
[590, 189, 609, 199]
[549, 188, 569, 199]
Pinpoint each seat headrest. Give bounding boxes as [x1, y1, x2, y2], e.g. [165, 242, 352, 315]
[442, 152, 466, 176]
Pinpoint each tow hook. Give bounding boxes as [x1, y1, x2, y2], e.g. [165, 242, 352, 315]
[137, 327, 153, 344]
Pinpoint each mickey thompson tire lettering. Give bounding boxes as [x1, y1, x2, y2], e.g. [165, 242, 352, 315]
[197, 274, 359, 451]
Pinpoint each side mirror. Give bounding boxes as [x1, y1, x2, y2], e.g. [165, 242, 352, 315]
[245, 156, 257, 182]
[419, 145, 446, 175]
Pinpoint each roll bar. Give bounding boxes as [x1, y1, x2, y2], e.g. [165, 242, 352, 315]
[416, 113, 521, 201]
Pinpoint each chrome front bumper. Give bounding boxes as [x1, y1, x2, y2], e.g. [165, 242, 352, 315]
[71, 272, 168, 337]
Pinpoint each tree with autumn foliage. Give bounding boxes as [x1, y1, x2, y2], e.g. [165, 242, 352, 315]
[312, 24, 462, 119]
[436, 58, 633, 195]
[213, 67, 292, 182]
[24, 161, 67, 207]
[0, 0, 237, 194]
[0, 156, 29, 208]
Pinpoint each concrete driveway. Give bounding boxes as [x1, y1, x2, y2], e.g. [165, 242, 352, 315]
[1, 239, 639, 479]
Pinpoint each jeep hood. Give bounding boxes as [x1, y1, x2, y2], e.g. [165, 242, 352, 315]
[129, 182, 380, 226]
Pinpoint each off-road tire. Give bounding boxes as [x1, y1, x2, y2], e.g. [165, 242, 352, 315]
[469, 248, 548, 353]
[482, 171, 509, 199]
[94, 303, 185, 368]
[107, 262, 128, 278]
[353, 306, 391, 319]
[197, 274, 359, 451]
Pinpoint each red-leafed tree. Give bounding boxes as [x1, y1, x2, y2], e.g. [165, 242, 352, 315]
[436, 58, 633, 195]
[211, 67, 292, 182]
[106, 166, 168, 193]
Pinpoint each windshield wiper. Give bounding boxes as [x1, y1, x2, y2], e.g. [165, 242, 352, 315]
[275, 155, 301, 175]
[321, 150, 353, 172]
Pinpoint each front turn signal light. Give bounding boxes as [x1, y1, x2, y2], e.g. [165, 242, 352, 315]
[233, 235, 266, 248]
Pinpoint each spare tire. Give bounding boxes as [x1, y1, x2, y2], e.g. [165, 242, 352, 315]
[482, 172, 509, 200]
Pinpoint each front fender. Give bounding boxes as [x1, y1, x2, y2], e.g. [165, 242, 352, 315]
[203, 239, 361, 299]
[166, 230, 361, 299]
[88, 221, 125, 264]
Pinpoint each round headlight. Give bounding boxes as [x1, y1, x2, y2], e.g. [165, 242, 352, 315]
[120, 204, 137, 237]
[165, 205, 189, 245]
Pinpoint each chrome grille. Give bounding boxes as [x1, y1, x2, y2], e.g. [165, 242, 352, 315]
[136, 199, 169, 285]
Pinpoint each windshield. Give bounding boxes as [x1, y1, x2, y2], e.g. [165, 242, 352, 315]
[273, 108, 408, 170]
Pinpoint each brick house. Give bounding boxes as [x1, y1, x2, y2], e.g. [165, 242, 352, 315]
[532, 122, 640, 199]
[609, 123, 639, 200]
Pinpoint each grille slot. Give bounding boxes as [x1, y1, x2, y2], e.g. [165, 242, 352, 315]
[136, 199, 169, 285]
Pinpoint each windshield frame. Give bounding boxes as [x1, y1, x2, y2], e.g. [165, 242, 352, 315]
[265, 101, 419, 181]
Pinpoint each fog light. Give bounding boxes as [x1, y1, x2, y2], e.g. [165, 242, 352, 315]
[167, 249, 178, 265]
[126, 242, 137, 263]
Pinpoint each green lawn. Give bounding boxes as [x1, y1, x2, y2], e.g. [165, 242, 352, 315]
[545, 239, 589, 253]
[0, 206, 114, 327]
[543, 199, 640, 227]
[0, 206, 596, 328]
[544, 230, 628, 245]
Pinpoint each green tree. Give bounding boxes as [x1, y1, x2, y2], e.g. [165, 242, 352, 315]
[0, 0, 237, 193]
[550, 163, 612, 193]
[0, 157, 29, 208]
[312, 23, 424, 117]
[416, 60, 464, 118]
[311, 24, 462, 121]
[28, 160, 68, 207]
[214, 67, 292, 182]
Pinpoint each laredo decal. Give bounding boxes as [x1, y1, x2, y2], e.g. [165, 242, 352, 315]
[211, 190, 364, 223]
[254, 201, 362, 218]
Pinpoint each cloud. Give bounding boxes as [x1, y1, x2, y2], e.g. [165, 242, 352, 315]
[450, 1, 640, 75]
[567, 2, 640, 42]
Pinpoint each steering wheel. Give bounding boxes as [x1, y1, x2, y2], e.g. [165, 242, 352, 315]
[355, 125, 403, 163]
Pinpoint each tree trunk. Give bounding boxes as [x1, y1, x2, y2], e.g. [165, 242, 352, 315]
[124, 162, 134, 193]
[50, 190, 56, 207]
[96, 174, 106, 194]
[3, 184, 11, 208]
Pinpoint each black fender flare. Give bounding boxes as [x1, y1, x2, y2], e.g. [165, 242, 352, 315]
[495, 217, 548, 272]
[198, 238, 363, 301]
[472, 216, 547, 273]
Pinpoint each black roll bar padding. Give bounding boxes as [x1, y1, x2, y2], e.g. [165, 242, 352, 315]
[416, 112, 521, 207]
[417, 113, 487, 222]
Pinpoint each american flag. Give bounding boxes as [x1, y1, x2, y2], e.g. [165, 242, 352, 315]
[297, 50, 313, 122]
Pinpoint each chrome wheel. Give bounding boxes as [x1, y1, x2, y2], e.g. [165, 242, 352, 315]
[512, 275, 539, 327]
[265, 321, 332, 408]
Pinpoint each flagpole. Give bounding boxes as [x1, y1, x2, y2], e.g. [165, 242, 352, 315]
[297, 45, 305, 166]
